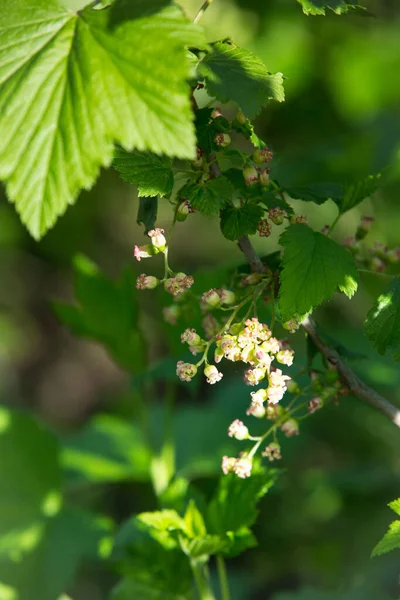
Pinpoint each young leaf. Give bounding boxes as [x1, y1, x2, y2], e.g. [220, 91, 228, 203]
[0, 2, 204, 238]
[207, 469, 278, 536]
[113, 149, 174, 198]
[371, 498, 400, 557]
[364, 277, 400, 362]
[220, 203, 264, 240]
[180, 176, 234, 216]
[202, 41, 285, 119]
[53, 255, 145, 372]
[183, 500, 207, 538]
[61, 414, 152, 484]
[279, 225, 358, 321]
[337, 173, 382, 214]
[297, 0, 368, 16]
[137, 510, 187, 549]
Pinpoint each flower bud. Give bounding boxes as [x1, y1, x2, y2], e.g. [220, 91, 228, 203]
[134, 244, 153, 261]
[162, 304, 180, 325]
[369, 256, 386, 273]
[221, 455, 236, 475]
[282, 319, 300, 333]
[176, 199, 194, 222]
[148, 228, 167, 251]
[211, 107, 223, 119]
[308, 396, 323, 413]
[136, 274, 159, 290]
[247, 401, 266, 418]
[181, 328, 201, 345]
[257, 219, 272, 238]
[204, 364, 223, 384]
[280, 418, 299, 437]
[214, 133, 231, 147]
[253, 147, 273, 164]
[290, 215, 308, 225]
[176, 361, 197, 382]
[240, 273, 264, 287]
[386, 247, 400, 264]
[233, 455, 253, 479]
[244, 367, 266, 386]
[192, 147, 205, 168]
[356, 216, 374, 240]
[201, 288, 221, 311]
[262, 441, 281, 461]
[228, 419, 249, 440]
[243, 165, 258, 186]
[259, 169, 270, 186]
[286, 379, 300, 395]
[218, 289, 236, 305]
[268, 207, 287, 225]
[276, 349, 294, 367]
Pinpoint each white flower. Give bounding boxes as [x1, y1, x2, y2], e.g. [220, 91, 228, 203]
[233, 456, 253, 478]
[228, 419, 249, 440]
[204, 364, 223, 384]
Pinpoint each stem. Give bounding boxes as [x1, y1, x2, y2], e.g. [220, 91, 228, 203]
[328, 212, 341, 235]
[194, 0, 215, 23]
[217, 555, 231, 600]
[192, 563, 216, 600]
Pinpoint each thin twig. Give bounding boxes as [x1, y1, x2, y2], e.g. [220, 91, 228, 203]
[194, 0, 215, 23]
[237, 235, 400, 428]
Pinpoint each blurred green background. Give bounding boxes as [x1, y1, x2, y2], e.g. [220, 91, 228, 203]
[0, 0, 399, 598]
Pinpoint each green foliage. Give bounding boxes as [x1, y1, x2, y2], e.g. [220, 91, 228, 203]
[53, 255, 145, 372]
[279, 225, 358, 320]
[179, 176, 234, 216]
[0, 407, 61, 560]
[372, 498, 400, 556]
[137, 196, 159, 232]
[0, 1, 204, 238]
[296, 0, 368, 16]
[113, 149, 174, 198]
[364, 277, 400, 362]
[61, 414, 152, 484]
[337, 173, 382, 214]
[220, 203, 264, 240]
[202, 41, 285, 118]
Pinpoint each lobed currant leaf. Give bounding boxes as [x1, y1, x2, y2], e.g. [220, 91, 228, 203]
[372, 498, 400, 557]
[364, 277, 400, 362]
[338, 172, 382, 214]
[113, 149, 174, 198]
[279, 225, 358, 320]
[0, 1, 205, 238]
[220, 203, 264, 241]
[297, 0, 369, 16]
[179, 176, 234, 216]
[202, 41, 285, 119]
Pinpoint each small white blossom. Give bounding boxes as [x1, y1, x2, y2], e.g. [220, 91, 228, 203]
[228, 419, 249, 440]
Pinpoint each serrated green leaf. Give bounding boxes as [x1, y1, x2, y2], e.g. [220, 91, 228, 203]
[364, 277, 400, 362]
[284, 182, 343, 205]
[0, 508, 110, 600]
[183, 500, 206, 538]
[0, 2, 204, 238]
[109, 0, 171, 27]
[183, 534, 228, 559]
[137, 510, 187, 549]
[220, 203, 264, 240]
[194, 107, 214, 154]
[279, 225, 358, 320]
[113, 149, 174, 198]
[0, 407, 61, 561]
[180, 176, 234, 216]
[202, 41, 284, 118]
[338, 173, 382, 214]
[297, 0, 368, 16]
[207, 469, 278, 538]
[61, 414, 152, 484]
[372, 501, 400, 557]
[53, 255, 145, 372]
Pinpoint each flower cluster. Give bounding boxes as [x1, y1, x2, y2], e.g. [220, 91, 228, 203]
[343, 215, 400, 273]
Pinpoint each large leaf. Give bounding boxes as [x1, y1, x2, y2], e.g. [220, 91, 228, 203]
[61, 414, 152, 484]
[220, 203, 264, 241]
[338, 173, 382, 214]
[284, 182, 343, 205]
[296, 0, 368, 16]
[53, 255, 146, 372]
[279, 225, 358, 320]
[0, 508, 110, 600]
[371, 498, 400, 557]
[202, 41, 284, 118]
[113, 149, 174, 198]
[0, 407, 61, 560]
[364, 277, 400, 362]
[179, 176, 234, 216]
[0, 1, 204, 238]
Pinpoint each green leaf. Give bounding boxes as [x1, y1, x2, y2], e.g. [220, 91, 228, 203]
[279, 225, 358, 320]
[194, 107, 214, 154]
[202, 41, 285, 118]
[220, 203, 264, 241]
[180, 176, 234, 216]
[364, 277, 400, 362]
[182, 535, 228, 559]
[0, 407, 61, 560]
[0, 2, 204, 238]
[338, 173, 382, 214]
[284, 182, 343, 205]
[109, 0, 171, 27]
[296, 0, 368, 16]
[183, 500, 207, 538]
[0, 508, 111, 600]
[61, 414, 152, 484]
[137, 196, 158, 233]
[113, 149, 174, 198]
[372, 520, 400, 557]
[207, 469, 278, 538]
[137, 510, 187, 549]
[53, 255, 145, 372]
